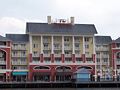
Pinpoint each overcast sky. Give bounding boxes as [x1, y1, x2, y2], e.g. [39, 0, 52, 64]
[0, 0, 120, 39]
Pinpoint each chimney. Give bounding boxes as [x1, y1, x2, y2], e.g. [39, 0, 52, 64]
[47, 16, 51, 24]
[70, 17, 74, 25]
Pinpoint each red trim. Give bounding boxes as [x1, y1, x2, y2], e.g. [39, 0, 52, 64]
[82, 54, 85, 63]
[92, 54, 96, 63]
[29, 53, 32, 62]
[72, 54, 75, 63]
[40, 54, 44, 63]
[51, 54, 54, 63]
[61, 54, 65, 63]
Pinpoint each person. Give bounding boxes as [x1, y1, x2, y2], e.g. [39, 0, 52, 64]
[117, 73, 120, 81]
[97, 72, 101, 82]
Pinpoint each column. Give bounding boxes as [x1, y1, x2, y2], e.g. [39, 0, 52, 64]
[100, 52, 102, 79]
[40, 36, 43, 63]
[82, 36, 85, 63]
[92, 36, 97, 81]
[29, 35, 32, 62]
[61, 36, 65, 63]
[51, 36, 54, 63]
[72, 36, 75, 63]
[41, 35, 43, 54]
[92, 36, 96, 63]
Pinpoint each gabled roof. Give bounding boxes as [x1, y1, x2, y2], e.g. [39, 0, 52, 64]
[26, 23, 97, 35]
[6, 34, 29, 43]
[95, 36, 112, 45]
[0, 35, 11, 41]
[114, 37, 120, 43]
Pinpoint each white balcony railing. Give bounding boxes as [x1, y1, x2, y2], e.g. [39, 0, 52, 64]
[65, 54, 72, 57]
[12, 62, 27, 65]
[0, 61, 6, 64]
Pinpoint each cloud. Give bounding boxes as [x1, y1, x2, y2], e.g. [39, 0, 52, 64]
[0, 17, 26, 36]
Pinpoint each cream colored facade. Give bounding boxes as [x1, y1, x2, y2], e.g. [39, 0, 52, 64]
[30, 35, 95, 64]
[11, 42, 29, 71]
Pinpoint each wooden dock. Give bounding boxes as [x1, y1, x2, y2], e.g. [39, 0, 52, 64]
[0, 81, 120, 88]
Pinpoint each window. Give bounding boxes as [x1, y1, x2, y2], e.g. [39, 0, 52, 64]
[65, 58, 72, 62]
[55, 58, 61, 62]
[85, 52, 89, 56]
[65, 51, 69, 54]
[21, 44, 26, 48]
[43, 51, 49, 54]
[97, 58, 100, 62]
[116, 43, 120, 48]
[54, 43, 59, 49]
[64, 37, 70, 42]
[85, 44, 89, 49]
[117, 52, 120, 59]
[43, 43, 49, 48]
[75, 43, 80, 48]
[33, 44, 38, 48]
[75, 51, 80, 54]
[85, 37, 89, 42]
[103, 58, 108, 63]
[13, 51, 18, 56]
[13, 44, 18, 48]
[76, 58, 82, 62]
[33, 51, 38, 56]
[21, 51, 26, 56]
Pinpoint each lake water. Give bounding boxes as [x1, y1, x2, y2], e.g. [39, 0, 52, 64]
[2, 88, 120, 90]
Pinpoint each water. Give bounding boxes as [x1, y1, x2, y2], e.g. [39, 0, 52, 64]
[2, 88, 120, 90]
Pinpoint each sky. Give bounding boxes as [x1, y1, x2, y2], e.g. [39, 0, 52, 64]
[0, 0, 120, 40]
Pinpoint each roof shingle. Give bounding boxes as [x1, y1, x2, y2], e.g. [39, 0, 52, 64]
[26, 23, 97, 35]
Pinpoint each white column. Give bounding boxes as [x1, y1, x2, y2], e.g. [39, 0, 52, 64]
[62, 36, 64, 54]
[93, 36, 96, 54]
[83, 36, 85, 54]
[41, 36, 43, 54]
[72, 36, 75, 54]
[51, 36, 54, 54]
[100, 52, 103, 78]
[29, 35, 32, 53]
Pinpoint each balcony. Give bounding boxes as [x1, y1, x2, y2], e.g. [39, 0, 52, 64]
[65, 54, 72, 57]
[95, 47, 109, 51]
[44, 54, 50, 57]
[64, 61, 73, 64]
[86, 60, 94, 63]
[75, 54, 81, 57]
[12, 46, 26, 50]
[43, 47, 51, 50]
[12, 61, 27, 65]
[0, 60, 6, 65]
[64, 47, 72, 50]
[116, 60, 120, 64]
[54, 47, 61, 50]
[54, 54, 61, 57]
[0, 45, 8, 48]
[12, 55, 27, 58]
[32, 54, 39, 57]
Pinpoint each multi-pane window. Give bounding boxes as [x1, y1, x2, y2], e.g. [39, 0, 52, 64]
[85, 44, 89, 49]
[21, 51, 26, 56]
[43, 43, 49, 48]
[64, 37, 70, 42]
[33, 44, 38, 48]
[85, 37, 89, 42]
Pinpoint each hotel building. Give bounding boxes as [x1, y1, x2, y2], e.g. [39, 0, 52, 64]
[111, 37, 120, 79]
[95, 36, 112, 80]
[1, 16, 118, 82]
